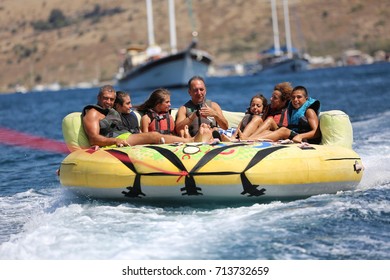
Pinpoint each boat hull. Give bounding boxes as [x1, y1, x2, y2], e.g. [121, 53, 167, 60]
[257, 57, 309, 74]
[59, 142, 363, 201]
[116, 49, 212, 90]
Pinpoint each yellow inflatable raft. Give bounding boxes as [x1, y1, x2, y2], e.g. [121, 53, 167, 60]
[59, 110, 364, 201]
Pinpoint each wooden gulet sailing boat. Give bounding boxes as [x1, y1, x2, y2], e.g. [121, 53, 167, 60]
[115, 0, 212, 90]
[256, 0, 309, 74]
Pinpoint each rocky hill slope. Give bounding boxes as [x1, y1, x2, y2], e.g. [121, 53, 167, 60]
[0, 0, 388, 92]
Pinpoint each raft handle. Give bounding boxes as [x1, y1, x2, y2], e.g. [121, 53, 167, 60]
[353, 161, 364, 174]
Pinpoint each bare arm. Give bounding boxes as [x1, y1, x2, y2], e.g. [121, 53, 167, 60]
[140, 115, 151, 133]
[292, 108, 320, 142]
[82, 109, 127, 147]
[175, 105, 197, 134]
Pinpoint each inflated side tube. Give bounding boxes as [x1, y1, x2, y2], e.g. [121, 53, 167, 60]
[62, 112, 90, 152]
[320, 110, 353, 149]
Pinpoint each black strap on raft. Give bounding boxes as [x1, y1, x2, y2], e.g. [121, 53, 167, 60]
[141, 144, 248, 196]
[107, 144, 288, 198]
[188, 144, 289, 197]
[145, 145, 201, 195]
[240, 145, 287, 196]
[190, 143, 247, 172]
[105, 149, 145, 198]
[184, 143, 246, 195]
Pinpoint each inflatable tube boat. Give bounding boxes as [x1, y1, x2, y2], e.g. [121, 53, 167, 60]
[59, 110, 364, 201]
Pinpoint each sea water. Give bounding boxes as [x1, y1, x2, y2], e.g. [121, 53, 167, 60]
[0, 63, 389, 260]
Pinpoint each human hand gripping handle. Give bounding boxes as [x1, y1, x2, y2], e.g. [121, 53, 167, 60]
[115, 138, 129, 147]
[196, 103, 203, 117]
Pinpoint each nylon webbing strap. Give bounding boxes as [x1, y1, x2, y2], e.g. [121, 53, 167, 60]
[241, 145, 287, 196]
[190, 143, 247, 173]
[106, 149, 145, 198]
[143, 144, 249, 195]
[145, 145, 186, 171]
[145, 145, 200, 196]
[244, 145, 287, 172]
[107, 144, 289, 198]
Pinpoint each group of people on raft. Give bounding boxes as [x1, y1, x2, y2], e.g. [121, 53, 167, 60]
[82, 76, 321, 148]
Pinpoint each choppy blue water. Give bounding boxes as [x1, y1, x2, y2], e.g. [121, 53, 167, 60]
[0, 63, 389, 260]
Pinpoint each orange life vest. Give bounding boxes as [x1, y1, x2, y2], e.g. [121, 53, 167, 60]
[146, 110, 175, 135]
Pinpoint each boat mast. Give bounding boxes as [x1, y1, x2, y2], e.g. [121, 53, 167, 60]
[270, 0, 281, 56]
[146, 0, 155, 47]
[186, 0, 198, 42]
[283, 0, 293, 58]
[168, 0, 178, 54]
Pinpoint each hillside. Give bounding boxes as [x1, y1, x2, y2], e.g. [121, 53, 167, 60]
[0, 0, 389, 92]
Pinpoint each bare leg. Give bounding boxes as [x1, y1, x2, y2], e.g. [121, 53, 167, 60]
[126, 132, 188, 145]
[239, 115, 264, 138]
[178, 125, 192, 138]
[237, 129, 246, 140]
[126, 125, 212, 145]
[245, 118, 279, 140]
[183, 125, 190, 139]
[221, 133, 233, 142]
[193, 124, 213, 143]
[218, 127, 239, 142]
[256, 127, 291, 142]
[257, 118, 277, 134]
[225, 127, 239, 141]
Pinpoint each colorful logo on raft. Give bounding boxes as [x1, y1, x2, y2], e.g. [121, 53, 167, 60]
[254, 142, 272, 148]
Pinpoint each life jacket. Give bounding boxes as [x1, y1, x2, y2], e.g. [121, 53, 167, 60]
[184, 99, 216, 136]
[146, 109, 175, 135]
[120, 111, 140, 134]
[264, 105, 288, 127]
[287, 97, 321, 134]
[82, 104, 128, 138]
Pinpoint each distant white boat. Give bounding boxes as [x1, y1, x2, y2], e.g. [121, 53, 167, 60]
[31, 82, 61, 92]
[14, 84, 28, 94]
[257, 46, 309, 74]
[255, 0, 308, 74]
[115, 0, 212, 90]
[46, 82, 61, 91]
